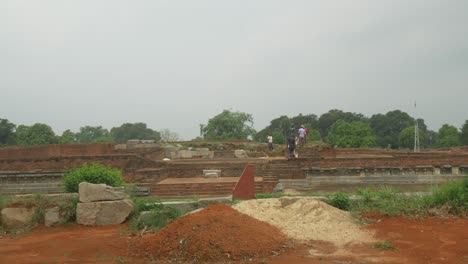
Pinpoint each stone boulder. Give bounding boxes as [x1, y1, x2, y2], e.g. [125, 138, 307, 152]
[79, 182, 126, 203]
[234, 149, 249, 158]
[1, 207, 35, 229]
[77, 199, 134, 226]
[44, 206, 64, 227]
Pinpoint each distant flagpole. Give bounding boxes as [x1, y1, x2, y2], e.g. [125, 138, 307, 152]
[414, 101, 420, 152]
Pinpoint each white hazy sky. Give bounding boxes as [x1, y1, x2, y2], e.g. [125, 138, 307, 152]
[1, 0, 467, 140]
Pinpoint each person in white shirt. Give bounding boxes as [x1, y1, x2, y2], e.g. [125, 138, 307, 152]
[267, 135, 273, 150]
[298, 125, 306, 147]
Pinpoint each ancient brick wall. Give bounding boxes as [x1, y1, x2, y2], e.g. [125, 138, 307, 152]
[0, 143, 116, 160]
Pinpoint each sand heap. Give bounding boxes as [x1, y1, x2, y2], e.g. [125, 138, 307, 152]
[233, 197, 375, 246]
[132, 204, 288, 263]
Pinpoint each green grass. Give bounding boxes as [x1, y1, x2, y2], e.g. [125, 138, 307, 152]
[428, 178, 468, 213]
[350, 186, 429, 216]
[129, 197, 184, 232]
[374, 241, 395, 250]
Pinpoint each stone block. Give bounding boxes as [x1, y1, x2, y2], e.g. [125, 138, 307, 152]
[203, 172, 219, 178]
[77, 199, 133, 226]
[203, 170, 221, 178]
[114, 144, 127, 150]
[1, 207, 35, 229]
[79, 182, 126, 203]
[45, 206, 62, 227]
[234, 149, 249, 158]
[178, 150, 193, 159]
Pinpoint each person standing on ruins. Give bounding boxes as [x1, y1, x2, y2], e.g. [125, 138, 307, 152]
[267, 134, 273, 151]
[298, 125, 306, 147]
[287, 132, 296, 160]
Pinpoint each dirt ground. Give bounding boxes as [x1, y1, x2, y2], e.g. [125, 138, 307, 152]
[1, 216, 467, 264]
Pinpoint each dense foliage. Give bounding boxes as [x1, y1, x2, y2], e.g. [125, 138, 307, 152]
[202, 110, 256, 140]
[63, 163, 124, 193]
[461, 120, 468, 146]
[110, 123, 161, 142]
[327, 120, 376, 148]
[435, 124, 461, 147]
[399, 126, 426, 150]
[16, 123, 58, 145]
[0, 118, 16, 145]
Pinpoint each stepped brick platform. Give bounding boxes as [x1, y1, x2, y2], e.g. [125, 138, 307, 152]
[142, 177, 264, 198]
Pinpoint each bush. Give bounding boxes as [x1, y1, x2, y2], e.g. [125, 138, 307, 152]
[131, 206, 182, 231]
[63, 163, 124, 193]
[429, 178, 468, 213]
[329, 192, 350, 210]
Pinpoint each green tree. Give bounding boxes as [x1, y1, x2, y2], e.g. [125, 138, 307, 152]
[307, 129, 322, 142]
[290, 114, 318, 131]
[110, 123, 160, 142]
[272, 131, 285, 144]
[159, 128, 180, 142]
[425, 130, 439, 148]
[254, 114, 319, 142]
[76, 126, 111, 143]
[318, 109, 367, 138]
[202, 110, 256, 140]
[370, 110, 414, 149]
[398, 126, 426, 149]
[58, 129, 77, 144]
[0, 118, 16, 145]
[327, 120, 376, 148]
[16, 123, 58, 145]
[461, 120, 468, 146]
[435, 124, 461, 147]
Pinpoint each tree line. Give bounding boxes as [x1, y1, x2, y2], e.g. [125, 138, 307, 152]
[0, 120, 179, 146]
[1, 109, 468, 149]
[202, 109, 468, 149]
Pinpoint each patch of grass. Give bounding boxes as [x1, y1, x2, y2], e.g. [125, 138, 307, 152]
[374, 241, 395, 250]
[350, 186, 429, 216]
[57, 196, 79, 223]
[328, 192, 350, 210]
[129, 197, 183, 232]
[427, 178, 468, 214]
[130, 206, 182, 232]
[0, 195, 12, 210]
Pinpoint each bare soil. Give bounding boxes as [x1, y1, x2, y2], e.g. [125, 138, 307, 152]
[0, 213, 467, 264]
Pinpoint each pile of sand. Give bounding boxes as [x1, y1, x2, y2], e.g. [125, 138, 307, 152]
[233, 197, 375, 246]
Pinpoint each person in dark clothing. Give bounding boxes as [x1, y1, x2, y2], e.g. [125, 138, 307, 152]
[286, 133, 296, 160]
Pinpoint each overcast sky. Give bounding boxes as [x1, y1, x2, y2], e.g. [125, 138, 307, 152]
[1, 1, 467, 140]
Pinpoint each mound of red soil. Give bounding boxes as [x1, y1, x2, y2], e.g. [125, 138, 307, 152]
[132, 204, 288, 263]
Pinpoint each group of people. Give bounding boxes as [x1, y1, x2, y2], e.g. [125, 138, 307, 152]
[267, 125, 309, 160]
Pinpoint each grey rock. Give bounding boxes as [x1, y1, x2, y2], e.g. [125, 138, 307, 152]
[234, 149, 249, 158]
[79, 182, 126, 203]
[44, 206, 62, 227]
[1, 207, 35, 229]
[76, 199, 134, 226]
[273, 182, 284, 193]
